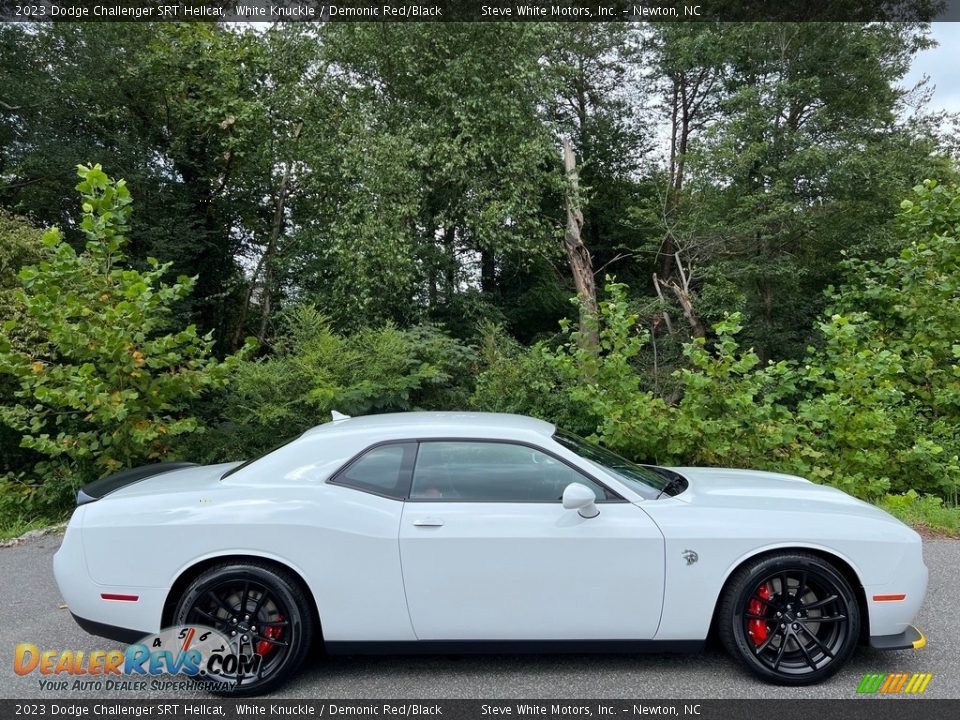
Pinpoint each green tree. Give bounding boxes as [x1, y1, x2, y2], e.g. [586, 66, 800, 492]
[290, 23, 561, 334]
[678, 23, 950, 360]
[0, 166, 250, 513]
[0, 23, 299, 349]
[608, 22, 959, 370]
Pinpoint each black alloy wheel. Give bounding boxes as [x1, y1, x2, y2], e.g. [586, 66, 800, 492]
[718, 552, 860, 685]
[173, 561, 315, 695]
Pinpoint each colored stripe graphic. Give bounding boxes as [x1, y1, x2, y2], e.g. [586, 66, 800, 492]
[857, 674, 885, 693]
[857, 673, 932, 694]
[890, 673, 909, 693]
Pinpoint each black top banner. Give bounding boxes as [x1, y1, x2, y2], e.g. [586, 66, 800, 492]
[0, 0, 957, 23]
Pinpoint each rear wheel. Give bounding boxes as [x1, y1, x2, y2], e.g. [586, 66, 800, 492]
[718, 552, 860, 685]
[173, 562, 314, 696]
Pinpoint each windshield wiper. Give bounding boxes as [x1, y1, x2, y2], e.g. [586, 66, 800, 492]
[655, 472, 687, 499]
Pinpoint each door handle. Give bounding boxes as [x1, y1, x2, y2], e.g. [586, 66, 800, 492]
[413, 518, 445, 527]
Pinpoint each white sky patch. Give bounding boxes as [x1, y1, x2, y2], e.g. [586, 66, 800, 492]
[905, 22, 960, 114]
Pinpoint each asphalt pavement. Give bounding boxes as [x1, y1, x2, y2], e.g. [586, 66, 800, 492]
[1, 533, 957, 700]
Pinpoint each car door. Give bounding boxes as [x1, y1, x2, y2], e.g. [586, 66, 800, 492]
[399, 440, 665, 641]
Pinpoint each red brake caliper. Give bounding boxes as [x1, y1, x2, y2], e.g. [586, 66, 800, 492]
[747, 584, 770, 647]
[256, 615, 284, 656]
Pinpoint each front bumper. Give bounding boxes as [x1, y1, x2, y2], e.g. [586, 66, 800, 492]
[870, 624, 926, 651]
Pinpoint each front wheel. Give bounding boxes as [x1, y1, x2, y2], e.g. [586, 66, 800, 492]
[173, 561, 315, 696]
[718, 552, 860, 685]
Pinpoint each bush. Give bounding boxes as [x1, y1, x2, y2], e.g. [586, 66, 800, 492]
[0, 165, 249, 518]
[880, 491, 960, 535]
[179, 305, 477, 463]
[471, 320, 598, 437]
[0, 211, 46, 480]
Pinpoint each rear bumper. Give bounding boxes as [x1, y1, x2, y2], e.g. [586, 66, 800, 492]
[70, 613, 148, 645]
[870, 624, 926, 651]
[53, 508, 164, 639]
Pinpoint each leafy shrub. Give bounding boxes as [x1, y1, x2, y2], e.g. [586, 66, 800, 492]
[0, 165, 249, 517]
[475, 283, 799, 467]
[472, 320, 598, 437]
[823, 179, 960, 503]
[180, 305, 477, 463]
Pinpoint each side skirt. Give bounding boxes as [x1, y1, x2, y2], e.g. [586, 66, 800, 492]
[324, 640, 703, 656]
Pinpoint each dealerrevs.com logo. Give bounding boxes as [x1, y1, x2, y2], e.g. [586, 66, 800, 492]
[13, 625, 256, 692]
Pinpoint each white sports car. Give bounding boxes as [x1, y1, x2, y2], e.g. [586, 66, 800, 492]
[54, 412, 927, 694]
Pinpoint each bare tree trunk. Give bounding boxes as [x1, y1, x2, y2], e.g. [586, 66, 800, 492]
[652, 272, 675, 335]
[256, 263, 274, 345]
[424, 218, 438, 308]
[562, 138, 599, 356]
[443, 226, 456, 302]
[661, 79, 682, 282]
[480, 248, 496, 295]
[655, 254, 706, 339]
[232, 122, 302, 348]
[661, 63, 718, 286]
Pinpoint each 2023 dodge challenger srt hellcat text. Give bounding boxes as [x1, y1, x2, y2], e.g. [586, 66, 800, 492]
[54, 412, 928, 694]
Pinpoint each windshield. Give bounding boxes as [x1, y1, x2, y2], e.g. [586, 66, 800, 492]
[553, 430, 686, 500]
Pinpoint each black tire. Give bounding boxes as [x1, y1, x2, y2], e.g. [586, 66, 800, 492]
[173, 561, 315, 696]
[717, 552, 860, 685]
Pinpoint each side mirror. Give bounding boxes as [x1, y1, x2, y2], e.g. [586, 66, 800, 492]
[562, 482, 600, 519]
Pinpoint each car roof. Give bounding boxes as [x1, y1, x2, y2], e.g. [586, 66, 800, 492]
[300, 411, 556, 440]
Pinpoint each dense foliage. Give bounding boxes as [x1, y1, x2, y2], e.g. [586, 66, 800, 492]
[1, 21, 958, 534]
[0, 167, 249, 520]
[180, 306, 477, 465]
[475, 180, 960, 529]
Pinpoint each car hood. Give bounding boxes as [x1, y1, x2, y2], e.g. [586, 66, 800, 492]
[665, 466, 899, 522]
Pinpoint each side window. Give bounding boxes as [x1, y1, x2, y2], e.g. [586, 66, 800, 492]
[330, 443, 415, 499]
[410, 441, 615, 503]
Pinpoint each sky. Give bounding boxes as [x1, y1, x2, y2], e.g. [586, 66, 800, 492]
[905, 23, 960, 113]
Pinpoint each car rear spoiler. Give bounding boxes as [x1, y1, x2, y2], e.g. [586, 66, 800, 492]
[76, 462, 198, 506]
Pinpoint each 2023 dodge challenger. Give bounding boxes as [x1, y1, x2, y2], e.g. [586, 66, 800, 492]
[54, 412, 927, 694]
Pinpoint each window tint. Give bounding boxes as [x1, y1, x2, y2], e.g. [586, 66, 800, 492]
[331, 443, 414, 499]
[410, 441, 614, 503]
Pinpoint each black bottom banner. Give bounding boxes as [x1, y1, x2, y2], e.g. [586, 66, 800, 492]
[1, 700, 958, 720]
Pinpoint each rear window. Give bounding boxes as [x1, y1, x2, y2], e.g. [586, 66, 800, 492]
[329, 442, 416, 499]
